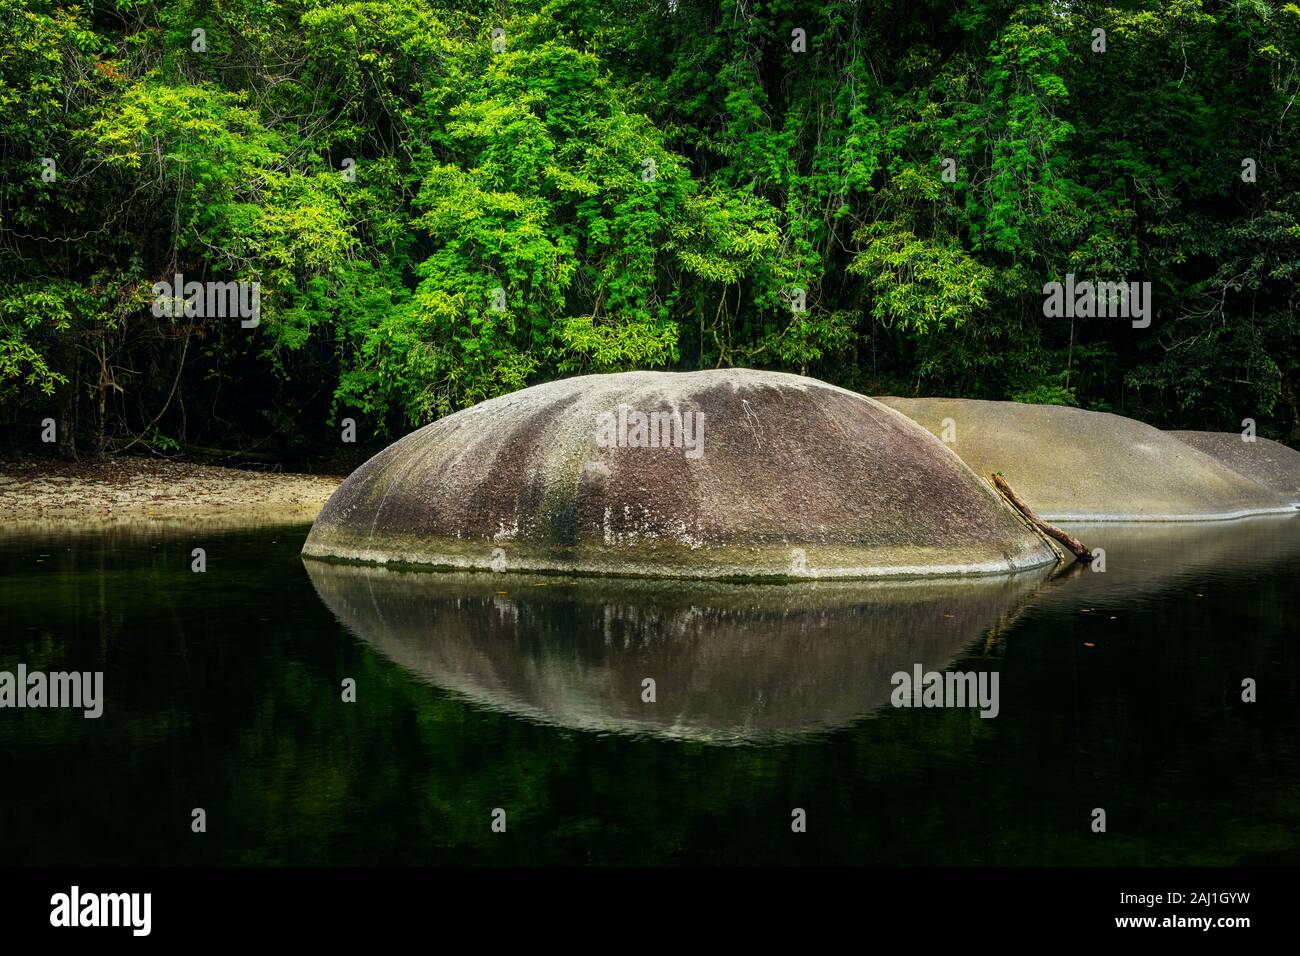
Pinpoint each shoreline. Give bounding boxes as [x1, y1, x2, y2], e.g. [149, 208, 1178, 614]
[0, 457, 343, 530]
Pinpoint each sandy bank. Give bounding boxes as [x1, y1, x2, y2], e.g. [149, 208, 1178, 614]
[0, 457, 342, 531]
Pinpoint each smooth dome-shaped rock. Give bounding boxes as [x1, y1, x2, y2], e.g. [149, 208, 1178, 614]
[879, 397, 1297, 521]
[303, 369, 1059, 579]
[1169, 431, 1300, 502]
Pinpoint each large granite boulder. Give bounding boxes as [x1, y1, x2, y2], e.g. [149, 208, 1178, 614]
[303, 370, 1059, 579]
[879, 397, 1296, 521]
[1168, 431, 1300, 502]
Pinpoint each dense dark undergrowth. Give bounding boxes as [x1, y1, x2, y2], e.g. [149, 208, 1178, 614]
[2, 0, 1297, 463]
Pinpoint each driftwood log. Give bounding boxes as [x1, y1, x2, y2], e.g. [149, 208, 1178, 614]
[990, 472, 1094, 562]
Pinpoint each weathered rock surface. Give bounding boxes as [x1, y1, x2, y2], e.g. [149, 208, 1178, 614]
[880, 397, 1296, 522]
[1169, 431, 1300, 502]
[304, 369, 1058, 579]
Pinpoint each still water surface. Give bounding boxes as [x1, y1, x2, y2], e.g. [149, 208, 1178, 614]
[2, 517, 1297, 864]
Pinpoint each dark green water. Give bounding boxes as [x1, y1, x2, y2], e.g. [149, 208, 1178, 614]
[2, 517, 1298, 865]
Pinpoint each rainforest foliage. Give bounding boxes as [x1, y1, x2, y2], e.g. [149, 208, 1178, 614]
[2, 0, 1298, 459]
